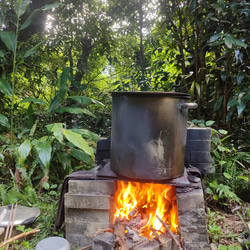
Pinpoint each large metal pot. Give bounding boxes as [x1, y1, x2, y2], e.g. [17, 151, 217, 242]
[110, 91, 197, 180]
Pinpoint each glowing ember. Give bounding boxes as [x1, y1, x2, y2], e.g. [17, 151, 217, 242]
[113, 181, 179, 238]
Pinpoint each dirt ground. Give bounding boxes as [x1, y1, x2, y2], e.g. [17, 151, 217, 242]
[207, 200, 250, 248]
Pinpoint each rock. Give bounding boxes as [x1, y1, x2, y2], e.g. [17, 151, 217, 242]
[210, 243, 217, 250]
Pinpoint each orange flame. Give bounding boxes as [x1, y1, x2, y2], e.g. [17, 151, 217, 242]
[113, 181, 179, 238]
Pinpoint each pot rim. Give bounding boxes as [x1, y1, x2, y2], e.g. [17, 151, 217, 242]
[110, 91, 191, 99]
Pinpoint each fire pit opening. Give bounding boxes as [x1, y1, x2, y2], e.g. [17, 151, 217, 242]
[113, 180, 178, 239]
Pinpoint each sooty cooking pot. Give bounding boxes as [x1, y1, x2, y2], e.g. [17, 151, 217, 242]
[110, 91, 197, 180]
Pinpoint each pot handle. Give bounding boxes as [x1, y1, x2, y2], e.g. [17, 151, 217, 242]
[180, 103, 198, 110]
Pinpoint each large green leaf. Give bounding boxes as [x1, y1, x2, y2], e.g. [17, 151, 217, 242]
[227, 98, 237, 109]
[20, 97, 47, 104]
[59, 67, 70, 87]
[57, 152, 71, 172]
[220, 71, 227, 81]
[18, 139, 31, 167]
[0, 78, 11, 96]
[225, 35, 233, 48]
[7, 189, 28, 205]
[55, 107, 96, 117]
[42, 3, 63, 11]
[35, 137, 52, 172]
[0, 114, 10, 128]
[68, 96, 104, 107]
[49, 88, 66, 113]
[214, 96, 223, 111]
[0, 31, 16, 52]
[20, 9, 39, 30]
[234, 38, 247, 49]
[63, 129, 94, 158]
[237, 72, 244, 85]
[237, 98, 246, 116]
[71, 148, 93, 165]
[209, 33, 223, 43]
[24, 40, 45, 58]
[46, 123, 64, 142]
[68, 96, 92, 104]
[14, 0, 30, 18]
[71, 128, 99, 141]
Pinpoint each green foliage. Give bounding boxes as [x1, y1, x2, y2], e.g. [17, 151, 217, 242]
[207, 208, 224, 242]
[206, 180, 241, 204]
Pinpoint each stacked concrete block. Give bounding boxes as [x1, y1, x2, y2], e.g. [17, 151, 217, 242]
[176, 188, 210, 250]
[185, 128, 213, 174]
[65, 179, 115, 247]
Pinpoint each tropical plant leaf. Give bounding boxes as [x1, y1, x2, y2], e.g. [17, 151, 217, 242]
[42, 3, 64, 11]
[0, 78, 11, 96]
[7, 189, 28, 205]
[49, 88, 66, 113]
[59, 67, 70, 87]
[209, 33, 223, 43]
[20, 97, 47, 104]
[218, 129, 228, 135]
[223, 172, 232, 179]
[20, 9, 39, 30]
[14, 0, 30, 18]
[71, 128, 99, 141]
[205, 120, 215, 126]
[195, 82, 201, 96]
[220, 71, 227, 81]
[71, 148, 93, 165]
[55, 107, 96, 118]
[214, 96, 223, 111]
[34, 137, 52, 172]
[24, 186, 38, 204]
[63, 129, 94, 158]
[68, 96, 104, 106]
[225, 35, 233, 48]
[57, 152, 71, 172]
[0, 114, 10, 128]
[46, 123, 64, 142]
[236, 72, 244, 85]
[24, 40, 45, 58]
[234, 38, 247, 49]
[237, 98, 245, 116]
[0, 31, 16, 52]
[18, 139, 31, 167]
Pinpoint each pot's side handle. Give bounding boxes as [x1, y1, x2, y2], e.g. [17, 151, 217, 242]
[180, 103, 198, 109]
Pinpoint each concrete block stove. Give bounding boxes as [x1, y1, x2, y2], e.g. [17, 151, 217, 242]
[63, 165, 210, 250]
[57, 91, 213, 250]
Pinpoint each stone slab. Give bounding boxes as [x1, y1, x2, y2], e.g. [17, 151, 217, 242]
[68, 179, 115, 195]
[65, 220, 111, 236]
[66, 233, 91, 248]
[65, 208, 111, 223]
[64, 193, 113, 210]
[176, 188, 205, 211]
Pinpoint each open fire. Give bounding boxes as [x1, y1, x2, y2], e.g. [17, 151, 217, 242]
[113, 180, 179, 239]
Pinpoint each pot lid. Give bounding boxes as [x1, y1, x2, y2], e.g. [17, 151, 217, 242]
[0, 204, 41, 227]
[110, 91, 191, 99]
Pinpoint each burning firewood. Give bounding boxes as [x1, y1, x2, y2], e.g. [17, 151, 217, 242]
[91, 228, 113, 237]
[113, 222, 129, 250]
[125, 226, 140, 243]
[156, 214, 183, 250]
[149, 226, 167, 246]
